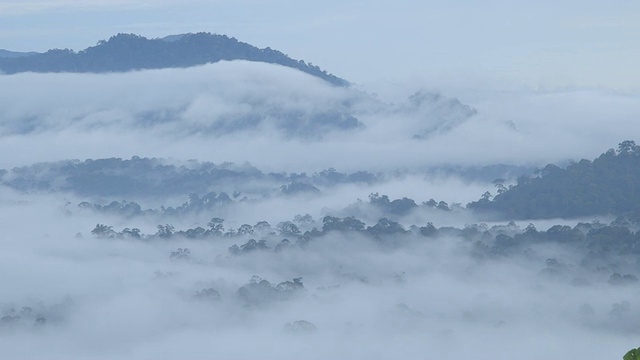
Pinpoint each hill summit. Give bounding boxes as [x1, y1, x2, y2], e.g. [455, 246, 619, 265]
[0, 33, 348, 86]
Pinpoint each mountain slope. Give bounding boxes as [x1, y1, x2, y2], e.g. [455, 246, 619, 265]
[468, 141, 640, 219]
[0, 33, 348, 86]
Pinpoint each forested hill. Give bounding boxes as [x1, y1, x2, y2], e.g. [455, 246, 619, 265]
[468, 141, 640, 220]
[0, 33, 348, 86]
[0, 49, 38, 58]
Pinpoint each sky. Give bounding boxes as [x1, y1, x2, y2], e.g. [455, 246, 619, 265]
[1, 0, 639, 91]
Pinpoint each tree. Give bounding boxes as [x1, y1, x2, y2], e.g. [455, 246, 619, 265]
[157, 224, 175, 238]
[492, 178, 507, 194]
[237, 224, 253, 235]
[238, 239, 269, 253]
[342, 217, 366, 231]
[91, 224, 115, 238]
[424, 199, 438, 207]
[322, 216, 365, 233]
[388, 197, 418, 215]
[625, 348, 640, 360]
[183, 227, 206, 239]
[276, 221, 301, 236]
[617, 140, 639, 156]
[121, 228, 141, 239]
[207, 217, 224, 235]
[368, 192, 390, 206]
[275, 239, 291, 252]
[436, 201, 450, 211]
[367, 218, 407, 236]
[419, 222, 438, 237]
[524, 223, 537, 235]
[253, 221, 273, 235]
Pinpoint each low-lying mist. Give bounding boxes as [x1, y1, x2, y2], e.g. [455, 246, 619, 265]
[1, 187, 639, 359]
[1, 60, 639, 359]
[1, 62, 638, 172]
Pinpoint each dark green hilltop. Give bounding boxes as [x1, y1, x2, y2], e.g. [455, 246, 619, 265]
[0, 32, 348, 86]
[469, 140, 640, 220]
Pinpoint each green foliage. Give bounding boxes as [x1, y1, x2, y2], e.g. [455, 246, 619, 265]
[624, 348, 640, 360]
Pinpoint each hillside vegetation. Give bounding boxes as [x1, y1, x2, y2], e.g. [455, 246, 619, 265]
[469, 141, 640, 219]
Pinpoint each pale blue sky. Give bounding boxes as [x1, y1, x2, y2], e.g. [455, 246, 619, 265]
[1, 0, 639, 90]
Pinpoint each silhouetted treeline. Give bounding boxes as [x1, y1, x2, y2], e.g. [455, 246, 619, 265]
[0, 155, 537, 199]
[78, 191, 454, 218]
[89, 213, 640, 289]
[469, 141, 640, 219]
[79, 191, 234, 217]
[1, 157, 378, 197]
[90, 213, 640, 261]
[0, 33, 348, 86]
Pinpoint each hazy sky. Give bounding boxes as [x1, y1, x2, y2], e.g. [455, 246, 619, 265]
[1, 0, 639, 90]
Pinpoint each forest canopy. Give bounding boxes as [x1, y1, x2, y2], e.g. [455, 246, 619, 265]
[468, 141, 640, 220]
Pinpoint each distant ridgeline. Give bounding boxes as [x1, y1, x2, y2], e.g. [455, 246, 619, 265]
[0, 33, 348, 86]
[0, 157, 377, 197]
[469, 141, 640, 220]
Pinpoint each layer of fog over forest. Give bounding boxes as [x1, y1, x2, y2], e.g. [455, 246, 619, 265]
[2, 54, 640, 359]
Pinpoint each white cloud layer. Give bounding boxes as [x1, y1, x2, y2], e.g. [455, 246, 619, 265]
[0, 54, 638, 360]
[0, 190, 637, 359]
[0, 61, 637, 173]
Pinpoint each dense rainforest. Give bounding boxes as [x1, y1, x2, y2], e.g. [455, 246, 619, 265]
[469, 141, 640, 220]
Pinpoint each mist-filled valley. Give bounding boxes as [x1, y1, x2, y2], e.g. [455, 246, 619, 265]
[2, 29, 640, 360]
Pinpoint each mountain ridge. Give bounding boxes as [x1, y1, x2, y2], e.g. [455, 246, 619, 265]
[0, 49, 39, 58]
[0, 32, 348, 86]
